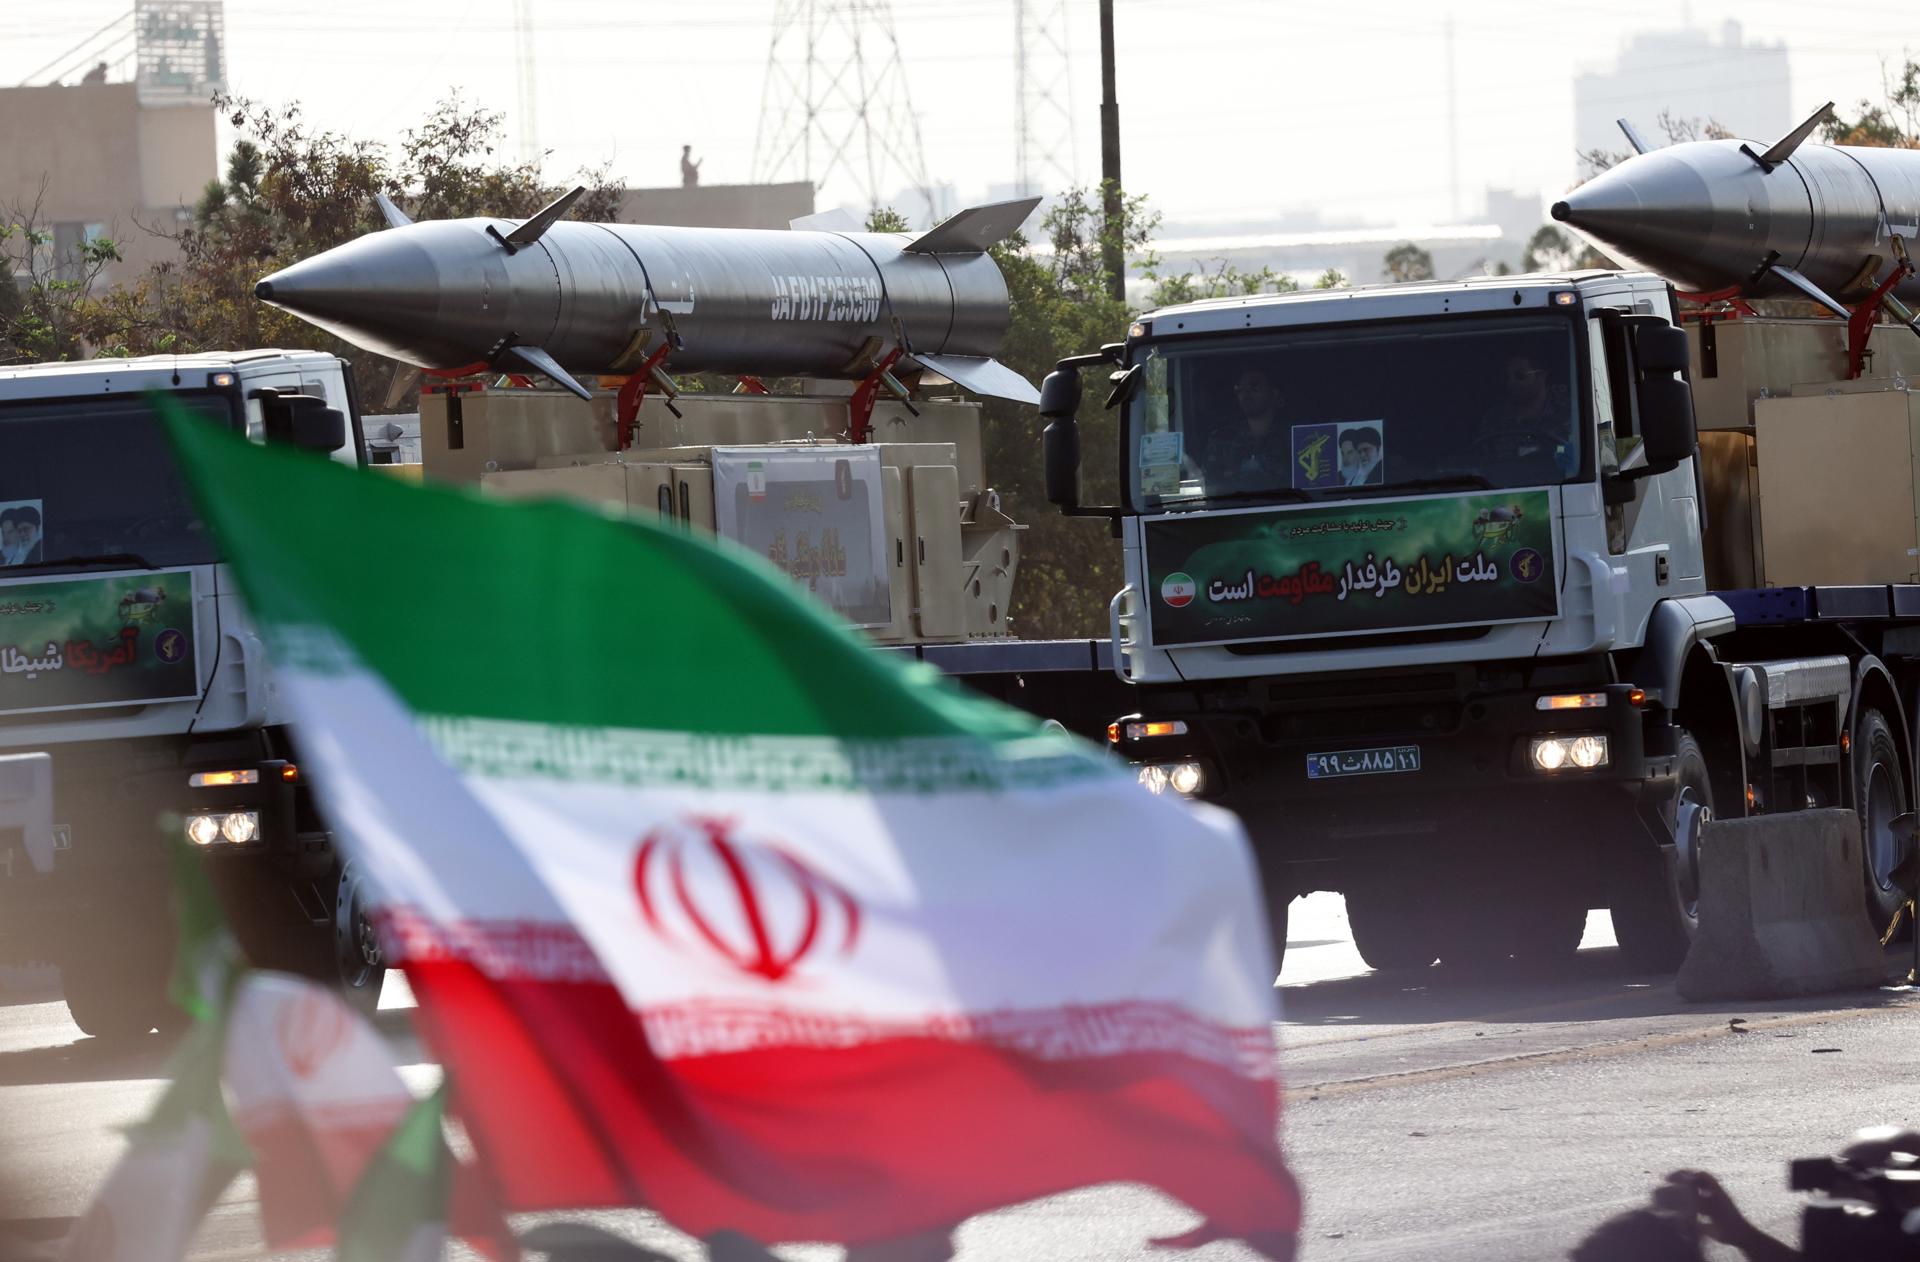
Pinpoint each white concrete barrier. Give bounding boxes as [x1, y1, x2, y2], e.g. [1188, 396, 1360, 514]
[1676, 809, 1888, 1001]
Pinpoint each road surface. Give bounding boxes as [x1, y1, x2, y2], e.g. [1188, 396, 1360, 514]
[3, 895, 1915, 1260]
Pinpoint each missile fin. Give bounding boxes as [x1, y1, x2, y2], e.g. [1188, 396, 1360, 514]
[494, 343, 593, 401]
[382, 363, 422, 411]
[374, 193, 413, 230]
[1763, 261, 1852, 319]
[1742, 102, 1835, 172]
[904, 197, 1043, 255]
[1616, 118, 1651, 155]
[488, 186, 586, 254]
[790, 207, 863, 232]
[912, 353, 1040, 405]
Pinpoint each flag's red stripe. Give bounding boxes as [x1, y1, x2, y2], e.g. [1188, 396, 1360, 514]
[404, 959, 1301, 1247]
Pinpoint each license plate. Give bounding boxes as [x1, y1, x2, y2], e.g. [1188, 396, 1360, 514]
[1306, 745, 1421, 779]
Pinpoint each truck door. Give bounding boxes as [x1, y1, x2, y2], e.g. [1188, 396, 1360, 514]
[1593, 310, 1706, 642]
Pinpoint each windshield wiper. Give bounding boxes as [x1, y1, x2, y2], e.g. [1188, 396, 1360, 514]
[6, 552, 161, 574]
[1344, 474, 1493, 496]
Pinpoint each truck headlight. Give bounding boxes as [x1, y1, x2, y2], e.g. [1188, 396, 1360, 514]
[185, 810, 262, 845]
[1530, 734, 1609, 772]
[1138, 761, 1208, 797]
[220, 811, 260, 844]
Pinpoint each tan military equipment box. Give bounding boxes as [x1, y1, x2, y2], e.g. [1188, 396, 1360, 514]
[422, 386, 1021, 644]
[1751, 384, 1920, 586]
[1689, 317, 1920, 431]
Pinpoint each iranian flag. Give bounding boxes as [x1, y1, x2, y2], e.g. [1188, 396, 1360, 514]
[158, 401, 1301, 1252]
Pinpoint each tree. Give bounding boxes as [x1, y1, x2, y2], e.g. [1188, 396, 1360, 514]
[1383, 243, 1434, 283]
[1144, 258, 1298, 308]
[1578, 110, 1734, 177]
[0, 178, 120, 364]
[1522, 225, 1611, 273]
[972, 185, 1158, 638]
[74, 93, 621, 401]
[1821, 58, 1920, 148]
[1313, 267, 1348, 290]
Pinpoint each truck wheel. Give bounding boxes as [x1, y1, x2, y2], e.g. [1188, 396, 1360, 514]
[1267, 894, 1290, 977]
[59, 951, 172, 1040]
[1612, 729, 1712, 972]
[333, 861, 386, 1015]
[1854, 708, 1910, 932]
[1345, 886, 1439, 972]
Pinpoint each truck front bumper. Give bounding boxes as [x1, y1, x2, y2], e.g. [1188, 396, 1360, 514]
[0, 740, 315, 959]
[1118, 682, 1665, 865]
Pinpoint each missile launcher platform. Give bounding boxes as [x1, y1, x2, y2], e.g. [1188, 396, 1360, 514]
[1689, 316, 1920, 591]
[414, 383, 1024, 648]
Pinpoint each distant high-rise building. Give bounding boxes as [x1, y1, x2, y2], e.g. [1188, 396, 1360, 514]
[1574, 21, 1790, 163]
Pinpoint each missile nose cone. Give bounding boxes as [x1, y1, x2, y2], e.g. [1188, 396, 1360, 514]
[1547, 149, 1726, 286]
[255, 223, 486, 368]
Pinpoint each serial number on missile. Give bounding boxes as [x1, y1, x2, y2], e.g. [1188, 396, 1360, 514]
[770, 274, 884, 323]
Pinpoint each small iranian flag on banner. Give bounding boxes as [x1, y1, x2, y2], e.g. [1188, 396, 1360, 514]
[157, 400, 1302, 1253]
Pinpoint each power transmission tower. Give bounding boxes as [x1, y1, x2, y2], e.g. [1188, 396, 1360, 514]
[753, 1, 932, 219]
[1014, 0, 1076, 197]
[513, 0, 538, 165]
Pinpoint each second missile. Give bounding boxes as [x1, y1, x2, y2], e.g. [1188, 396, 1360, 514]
[255, 191, 1043, 404]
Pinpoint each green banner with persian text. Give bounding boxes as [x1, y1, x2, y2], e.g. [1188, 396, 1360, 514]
[0, 570, 199, 715]
[1144, 490, 1557, 647]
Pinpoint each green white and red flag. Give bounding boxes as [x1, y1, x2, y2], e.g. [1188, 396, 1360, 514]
[158, 401, 1302, 1253]
[219, 971, 512, 1257]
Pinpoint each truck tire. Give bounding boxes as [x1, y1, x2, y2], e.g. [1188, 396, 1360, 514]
[1854, 708, 1910, 932]
[332, 860, 386, 1016]
[1612, 729, 1712, 973]
[59, 950, 173, 1040]
[1266, 894, 1290, 977]
[1345, 886, 1439, 972]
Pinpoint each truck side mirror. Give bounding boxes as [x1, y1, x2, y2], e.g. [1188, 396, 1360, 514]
[1637, 376, 1695, 469]
[1040, 367, 1083, 511]
[259, 392, 347, 453]
[1634, 326, 1696, 471]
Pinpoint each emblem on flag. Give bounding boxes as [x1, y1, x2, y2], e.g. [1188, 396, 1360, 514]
[1161, 571, 1197, 608]
[634, 814, 859, 982]
[274, 985, 356, 1079]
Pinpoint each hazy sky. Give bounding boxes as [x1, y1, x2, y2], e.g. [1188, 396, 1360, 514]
[3, 0, 1913, 228]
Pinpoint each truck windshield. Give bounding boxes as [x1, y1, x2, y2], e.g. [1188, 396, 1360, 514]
[0, 392, 236, 573]
[1127, 314, 1584, 510]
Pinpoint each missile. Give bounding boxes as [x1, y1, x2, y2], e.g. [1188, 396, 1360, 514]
[1552, 102, 1920, 320]
[254, 190, 1044, 405]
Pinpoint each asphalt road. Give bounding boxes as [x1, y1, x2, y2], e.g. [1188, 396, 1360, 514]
[4, 896, 1917, 1261]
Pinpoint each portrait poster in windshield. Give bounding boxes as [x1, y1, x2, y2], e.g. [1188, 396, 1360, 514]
[0, 569, 199, 715]
[713, 446, 891, 627]
[1144, 490, 1556, 646]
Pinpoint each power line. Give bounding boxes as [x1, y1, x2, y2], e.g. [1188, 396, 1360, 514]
[16, 8, 131, 85]
[1015, 0, 1077, 197]
[752, 1, 934, 216]
[513, 0, 537, 164]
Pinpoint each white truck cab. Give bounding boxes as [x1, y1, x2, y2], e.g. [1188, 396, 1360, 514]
[0, 350, 379, 1036]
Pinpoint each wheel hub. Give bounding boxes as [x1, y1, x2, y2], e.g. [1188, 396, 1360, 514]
[334, 867, 383, 987]
[1671, 788, 1711, 914]
[1865, 760, 1905, 893]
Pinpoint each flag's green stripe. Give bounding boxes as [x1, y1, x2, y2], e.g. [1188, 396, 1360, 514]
[158, 400, 1039, 741]
[417, 712, 1110, 793]
[335, 1082, 451, 1262]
